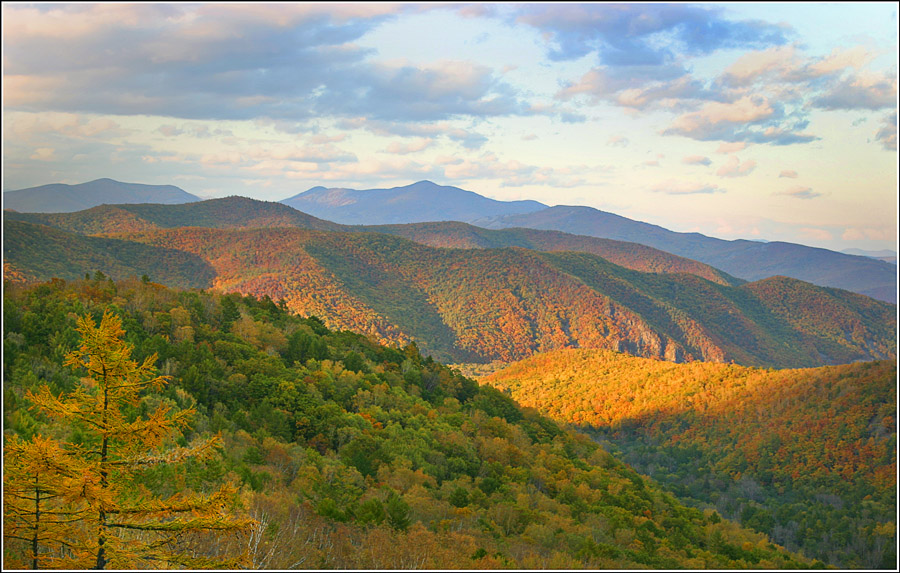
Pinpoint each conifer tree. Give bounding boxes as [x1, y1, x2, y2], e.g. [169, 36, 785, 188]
[22, 309, 254, 569]
[3, 434, 90, 569]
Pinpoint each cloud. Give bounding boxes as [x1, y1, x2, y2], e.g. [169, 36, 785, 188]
[3, 3, 532, 125]
[337, 118, 489, 150]
[715, 142, 748, 154]
[30, 148, 58, 162]
[842, 226, 895, 242]
[776, 185, 823, 199]
[663, 96, 819, 145]
[383, 139, 434, 155]
[875, 111, 897, 151]
[716, 156, 757, 177]
[650, 180, 726, 195]
[607, 135, 629, 147]
[5, 112, 131, 142]
[779, 170, 799, 178]
[514, 3, 789, 64]
[667, 95, 773, 134]
[813, 70, 898, 111]
[682, 155, 711, 166]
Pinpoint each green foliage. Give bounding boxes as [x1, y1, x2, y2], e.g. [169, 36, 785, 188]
[3, 278, 821, 570]
[8, 217, 894, 368]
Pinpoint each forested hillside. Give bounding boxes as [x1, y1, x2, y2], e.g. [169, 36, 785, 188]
[5, 197, 738, 285]
[354, 221, 741, 287]
[3, 278, 819, 569]
[4, 220, 895, 367]
[483, 349, 897, 568]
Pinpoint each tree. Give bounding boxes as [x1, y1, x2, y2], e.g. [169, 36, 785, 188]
[3, 434, 90, 569]
[21, 309, 254, 569]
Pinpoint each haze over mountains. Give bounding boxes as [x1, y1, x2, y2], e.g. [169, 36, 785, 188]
[4, 178, 897, 303]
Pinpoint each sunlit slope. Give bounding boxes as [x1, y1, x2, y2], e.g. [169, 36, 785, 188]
[482, 348, 897, 568]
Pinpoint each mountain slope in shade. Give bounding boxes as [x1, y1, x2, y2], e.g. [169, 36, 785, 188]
[4, 196, 343, 234]
[481, 349, 897, 568]
[2, 220, 215, 289]
[3, 178, 201, 213]
[281, 180, 546, 224]
[478, 205, 898, 303]
[9, 222, 892, 368]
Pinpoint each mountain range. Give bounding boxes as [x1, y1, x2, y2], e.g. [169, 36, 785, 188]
[5, 178, 895, 302]
[4, 196, 895, 368]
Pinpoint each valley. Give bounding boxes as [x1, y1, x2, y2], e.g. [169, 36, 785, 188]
[481, 348, 897, 568]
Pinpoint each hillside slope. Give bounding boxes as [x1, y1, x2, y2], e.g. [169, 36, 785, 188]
[3, 278, 819, 570]
[356, 221, 742, 287]
[6, 198, 736, 286]
[6, 222, 893, 368]
[482, 348, 897, 568]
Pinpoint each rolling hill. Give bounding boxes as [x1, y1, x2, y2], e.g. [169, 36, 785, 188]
[481, 348, 897, 568]
[478, 205, 898, 303]
[4, 221, 895, 368]
[2, 178, 201, 213]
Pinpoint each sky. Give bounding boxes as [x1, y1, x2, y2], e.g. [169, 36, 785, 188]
[2, 2, 898, 253]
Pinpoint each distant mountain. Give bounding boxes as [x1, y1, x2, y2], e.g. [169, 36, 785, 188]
[477, 205, 898, 303]
[843, 248, 897, 265]
[3, 178, 201, 213]
[6, 221, 894, 367]
[280, 180, 546, 224]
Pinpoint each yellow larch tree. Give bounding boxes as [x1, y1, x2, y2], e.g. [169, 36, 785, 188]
[20, 309, 255, 569]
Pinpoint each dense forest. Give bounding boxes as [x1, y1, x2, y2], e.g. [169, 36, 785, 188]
[3, 277, 820, 569]
[483, 348, 897, 568]
[5, 218, 896, 367]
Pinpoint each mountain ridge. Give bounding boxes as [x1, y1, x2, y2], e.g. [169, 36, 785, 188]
[281, 180, 547, 224]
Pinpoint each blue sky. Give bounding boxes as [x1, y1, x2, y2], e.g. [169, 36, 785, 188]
[3, 2, 897, 252]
